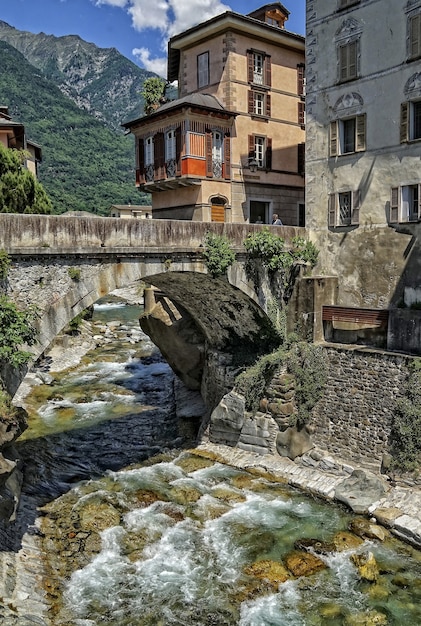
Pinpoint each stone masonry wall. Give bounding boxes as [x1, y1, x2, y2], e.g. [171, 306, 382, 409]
[206, 346, 413, 473]
[309, 348, 410, 468]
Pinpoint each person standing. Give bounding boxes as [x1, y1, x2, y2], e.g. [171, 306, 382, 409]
[272, 213, 283, 225]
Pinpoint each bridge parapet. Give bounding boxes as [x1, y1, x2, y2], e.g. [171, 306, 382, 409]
[0, 214, 306, 251]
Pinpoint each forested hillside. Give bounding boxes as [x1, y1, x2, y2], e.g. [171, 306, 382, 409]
[0, 20, 155, 131]
[0, 41, 149, 214]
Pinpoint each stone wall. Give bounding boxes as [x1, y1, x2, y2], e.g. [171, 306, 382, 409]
[309, 347, 410, 468]
[206, 345, 413, 472]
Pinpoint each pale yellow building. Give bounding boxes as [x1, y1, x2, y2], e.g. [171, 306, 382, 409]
[0, 105, 42, 177]
[124, 3, 305, 225]
[110, 204, 152, 219]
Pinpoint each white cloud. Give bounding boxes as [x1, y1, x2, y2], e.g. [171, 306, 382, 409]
[94, 0, 128, 8]
[132, 47, 167, 77]
[94, 0, 232, 72]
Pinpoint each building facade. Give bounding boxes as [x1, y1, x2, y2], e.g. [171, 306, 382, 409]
[0, 106, 42, 178]
[306, 0, 421, 311]
[124, 3, 305, 225]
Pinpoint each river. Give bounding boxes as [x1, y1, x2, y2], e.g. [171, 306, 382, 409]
[4, 301, 421, 625]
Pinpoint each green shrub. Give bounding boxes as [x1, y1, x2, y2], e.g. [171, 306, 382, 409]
[286, 343, 328, 426]
[68, 267, 81, 281]
[0, 249, 11, 280]
[390, 359, 421, 471]
[235, 347, 287, 413]
[0, 295, 37, 367]
[0, 388, 16, 419]
[203, 232, 235, 278]
[235, 341, 327, 422]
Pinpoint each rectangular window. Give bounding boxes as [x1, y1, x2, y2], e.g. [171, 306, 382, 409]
[249, 134, 272, 170]
[165, 130, 176, 161]
[248, 90, 271, 117]
[410, 14, 421, 60]
[197, 52, 209, 88]
[390, 185, 421, 223]
[400, 101, 421, 142]
[253, 52, 264, 85]
[328, 190, 360, 227]
[145, 136, 154, 165]
[339, 41, 358, 82]
[247, 50, 271, 87]
[330, 114, 366, 156]
[254, 92, 264, 116]
[255, 136, 265, 168]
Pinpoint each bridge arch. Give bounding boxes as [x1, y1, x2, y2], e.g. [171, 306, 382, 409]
[4, 254, 279, 397]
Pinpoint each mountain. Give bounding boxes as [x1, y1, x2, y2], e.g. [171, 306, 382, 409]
[0, 20, 156, 131]
[0, 40, 147, 215]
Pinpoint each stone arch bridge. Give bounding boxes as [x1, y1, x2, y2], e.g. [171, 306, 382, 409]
[0, 214, 306, 397]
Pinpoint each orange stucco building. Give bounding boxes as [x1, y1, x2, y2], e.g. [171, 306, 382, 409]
[124, 3, 305, 225]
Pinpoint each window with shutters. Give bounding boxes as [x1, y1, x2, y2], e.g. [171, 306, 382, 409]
[389, 185, 421, 223]
[400, 100, 421, 142]
[329, 114, 366, 156]
[247, 50, 271, 87]
[409, 14, 421, 60]
[328, 190, 360, 227]
[297, 64, 305, 98]
[248, 89, 271, 118]
[249, 134, 272, 170]
[338, 0, 360, 10]
[197, 52, 209, 89]
[338, 40, 358, 82]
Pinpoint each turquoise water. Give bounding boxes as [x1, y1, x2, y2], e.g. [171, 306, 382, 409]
[20, 301, 421, 625]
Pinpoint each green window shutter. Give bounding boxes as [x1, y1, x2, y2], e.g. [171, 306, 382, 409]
[400, 102, 409, 143]
[328, 193, 337, 227]
[390, 187, 399, 223]
[330, 121, 338, 156]
[348, 41, 357, 79]
[356, 114, 366, 151]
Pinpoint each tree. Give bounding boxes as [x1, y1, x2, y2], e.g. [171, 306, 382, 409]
[142, 77, 167, 115]
[0, 143, 52, 214]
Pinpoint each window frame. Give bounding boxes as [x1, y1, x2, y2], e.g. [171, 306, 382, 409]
[328, 190, 360, 227]
[197, 51, 210, 89]
[401, 100, 421, 142]
[247, 50, 271, 87]
[409, 13, 421, 61]
[248, 89, 271, 118]
[248, 134, 272, 170]
[330, 114, 366, 156]
[145, 136, 154, 166]
[338, 40, 358, 82]
[390, 184, 421, 223]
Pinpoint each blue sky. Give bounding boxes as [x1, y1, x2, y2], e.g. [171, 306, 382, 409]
[0, 0, 305, 77]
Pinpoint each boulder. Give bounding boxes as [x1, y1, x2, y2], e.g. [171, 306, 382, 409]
[350, 551, 379, 582]
[209, 391, 245, 445]
[276, 424, 314, 460]
[335, 469, 388, 514]
[348, 517, 388, 542]
[284, 550, 327, 577]
[294, 537, 337, 554]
